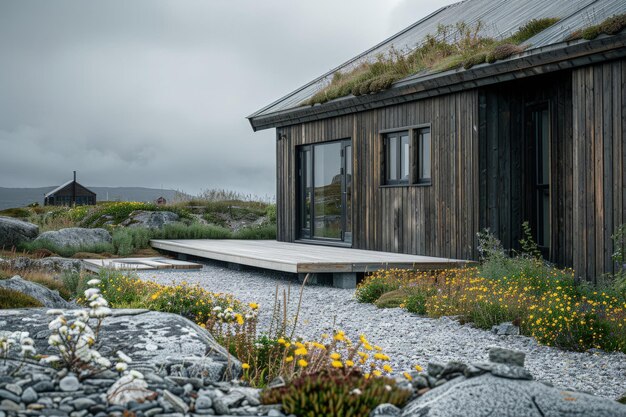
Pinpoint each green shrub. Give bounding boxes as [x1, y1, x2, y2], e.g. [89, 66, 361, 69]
[234, 224, 277, 240]
[582, 25, 601, 40]
[374, 289, 406, 308]
[61, 270, 91, 300]
[356, 270, 407, 303]
[600, 14, 626, 35]
[20, 239, 114, 258]
[0, 288, 43, 308]
[265, 204, 277, 223]
[260, 370, 411, 417]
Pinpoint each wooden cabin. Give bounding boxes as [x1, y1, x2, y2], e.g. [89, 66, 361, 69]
[44, 172, 96, 207]
[248, 0, 626, 283]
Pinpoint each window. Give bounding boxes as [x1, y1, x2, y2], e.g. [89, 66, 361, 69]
[383, 126, 431, 186]
[384, 131, 410, 185]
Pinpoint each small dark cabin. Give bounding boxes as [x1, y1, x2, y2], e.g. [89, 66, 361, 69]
[44, 172, 96, 206]
[248, 0, 626, 283]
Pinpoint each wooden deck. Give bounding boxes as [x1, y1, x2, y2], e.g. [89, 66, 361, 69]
[150, 239, 471, 274]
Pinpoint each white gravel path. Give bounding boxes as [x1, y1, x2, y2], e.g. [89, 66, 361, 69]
[138, 262, 626, 400]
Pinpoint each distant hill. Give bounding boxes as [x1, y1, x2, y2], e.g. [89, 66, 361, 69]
[0, 186, 181, 210]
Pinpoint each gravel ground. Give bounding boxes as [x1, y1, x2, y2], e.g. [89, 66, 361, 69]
[138, 262, 626, 400]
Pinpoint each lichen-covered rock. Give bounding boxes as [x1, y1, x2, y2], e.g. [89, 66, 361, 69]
[35, 227, 111, 248]
[120, 210, 179, 229]
[0, 276, 73, 308]
[0, 216, 38, 249]
[2, 256, 83, 272]
[0, 308, 240, 380]
[401, 373, 626, 417]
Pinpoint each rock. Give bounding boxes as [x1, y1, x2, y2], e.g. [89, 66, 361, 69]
[35, 227, 111, 248]
[427, 363, 444, 377]
[71, 398, 96, 410]
[0, 309, 239, 378]
[488, 347, 525, 367]
[195, 395, 213, 411]
[0, 389, 20, 403]
[463, 365, 487, 378]
[400, 373, 626, 417]
[59, 375, 80, 392]
[267, 409, 285, 417]
[106, 375, 154, 406]
[120, 211, 180, 229]
[267, 377, 286, 389]
[32, 381, 55, 392]
[490, 363, 533, 380]
[439, 361, 468, 379]
[0, 216, 38, 249]
[491, 322, 520, 336]
[3, 384, 21, 396]
[0, 276, 73, 308]
[163, 390, 189, 413]
[1, 256, 83, 273]
[21, 387, 38, 404]
[213, 392, 245, 415]
[371, 403, 401, 416]
[230, 387, 261, 406]
[0, 399, 21, 412]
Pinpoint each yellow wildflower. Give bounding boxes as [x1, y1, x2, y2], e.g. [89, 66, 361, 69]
[298, 359, 308, 367]
[331, 360, 343, 368]
[330, 352, 341, 360]
[285, 356, 294, 362]
[242, 363, 250, 370]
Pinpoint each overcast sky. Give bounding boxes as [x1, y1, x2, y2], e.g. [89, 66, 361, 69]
[0, 0, 454, 197]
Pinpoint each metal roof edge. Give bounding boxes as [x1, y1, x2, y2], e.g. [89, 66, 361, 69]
[246, 2, 460, 120]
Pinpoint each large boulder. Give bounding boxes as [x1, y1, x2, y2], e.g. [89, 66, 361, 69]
[120, 210, 179, 229]
[0, 276, 73, 308]
[35, 227, 111, 248]
[0, 216, 39, 249]
[2, 256, 83, 272]
[401, 373, 626, 417]
[0, 308, 240, 380]
[401, 348, 626, 417]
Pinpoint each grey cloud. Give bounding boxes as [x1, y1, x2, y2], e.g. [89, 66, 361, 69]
[0, 0, 454, 196]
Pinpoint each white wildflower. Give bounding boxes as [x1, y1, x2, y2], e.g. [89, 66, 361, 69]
[87, 279, 101, 286]
[96, 357, 111, 368]
[350, 388, 362, 395]
[115, 362, 128, 372]
[40, 355, 61, 364]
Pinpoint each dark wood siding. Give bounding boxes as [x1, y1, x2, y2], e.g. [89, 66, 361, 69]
[276, 59, 625, 283]
[571, 59, 626, 282]
[277, 91, 480, 261]
[478, 73, 573, 266]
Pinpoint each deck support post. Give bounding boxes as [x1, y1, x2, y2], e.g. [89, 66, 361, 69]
[298, 273, 319, 285]
[332, 272, 357, 289]
[227, 262, 243, 271]
[177, 253, 188, 261]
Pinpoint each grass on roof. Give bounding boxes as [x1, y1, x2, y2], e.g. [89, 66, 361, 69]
[302, 18, 560, 106]
[567, 13, 626, 41]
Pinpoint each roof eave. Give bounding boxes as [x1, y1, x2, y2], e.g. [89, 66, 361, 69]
[248, 34, 626, 131]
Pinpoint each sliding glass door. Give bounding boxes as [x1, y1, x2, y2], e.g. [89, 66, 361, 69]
[298, 139, 352, 244]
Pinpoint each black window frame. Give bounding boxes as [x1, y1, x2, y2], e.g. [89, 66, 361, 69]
[381, 124, 432, 187]
[383, 130, 410, 185]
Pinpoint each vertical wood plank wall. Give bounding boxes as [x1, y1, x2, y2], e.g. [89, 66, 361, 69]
[275, 59, 625, 282]
[478, 73, 574, 267]
[572, 59, 625, 282]
[276, 91, 480, 261]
